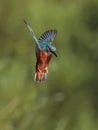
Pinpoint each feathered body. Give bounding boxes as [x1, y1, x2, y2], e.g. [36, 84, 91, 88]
[24, 20, 57, 82]
[35, 51, 52, 81]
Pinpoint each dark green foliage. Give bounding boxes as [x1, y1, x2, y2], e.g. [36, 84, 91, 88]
[81, 1, 98, 31]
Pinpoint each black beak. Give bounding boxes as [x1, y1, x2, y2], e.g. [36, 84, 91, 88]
[47, 45, 58, 57]
[51, 50, 58, 57]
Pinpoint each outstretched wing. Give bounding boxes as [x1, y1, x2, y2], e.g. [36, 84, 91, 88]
[38, 30, 57, 44]
[24, 20, 41, 50]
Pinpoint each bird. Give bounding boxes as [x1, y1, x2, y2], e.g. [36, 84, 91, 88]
[24, 20, 57, 82]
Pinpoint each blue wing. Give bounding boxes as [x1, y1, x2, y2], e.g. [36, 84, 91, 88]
[38, 30, 57, 44]
[24, 20, 41, 50]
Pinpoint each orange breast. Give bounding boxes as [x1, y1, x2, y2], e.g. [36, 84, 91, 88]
[39, 51, 52, 64]
[35, 51, 52, 81]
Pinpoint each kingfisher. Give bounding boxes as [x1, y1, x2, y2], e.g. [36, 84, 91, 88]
[24, 20, 58, 82]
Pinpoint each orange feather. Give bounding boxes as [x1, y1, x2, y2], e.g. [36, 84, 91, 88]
[35, 51, 52, 82]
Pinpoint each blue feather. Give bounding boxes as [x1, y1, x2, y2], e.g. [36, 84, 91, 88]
[24, 20, 57, 54]
[38, 30, 57, 44]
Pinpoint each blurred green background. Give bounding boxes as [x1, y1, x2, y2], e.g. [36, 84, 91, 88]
[0, 0, 98, 129]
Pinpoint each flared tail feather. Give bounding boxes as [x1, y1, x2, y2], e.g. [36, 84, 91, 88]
[34, 72, 47, 82]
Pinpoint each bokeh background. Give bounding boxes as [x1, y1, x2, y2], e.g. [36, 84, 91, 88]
[0, 0, 98, 129]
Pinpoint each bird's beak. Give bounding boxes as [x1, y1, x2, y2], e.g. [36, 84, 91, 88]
[47, 45, 58, 57]
[51, 51, 58, 57]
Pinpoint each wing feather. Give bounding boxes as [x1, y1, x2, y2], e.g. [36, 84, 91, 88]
[38, 30, 57, 44]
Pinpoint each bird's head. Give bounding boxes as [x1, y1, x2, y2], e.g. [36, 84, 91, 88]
[46, 44, 57, 57]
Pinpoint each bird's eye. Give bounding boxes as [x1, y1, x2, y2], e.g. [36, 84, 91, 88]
[46, 46, 50, 52]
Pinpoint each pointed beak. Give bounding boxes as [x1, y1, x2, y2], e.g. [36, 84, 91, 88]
[51, 51, 58, 57]
[47, 45, 58, 57]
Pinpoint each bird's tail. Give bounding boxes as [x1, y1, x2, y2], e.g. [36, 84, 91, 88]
[34, 72, 47, 82]
[34, 66, 48, 82]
